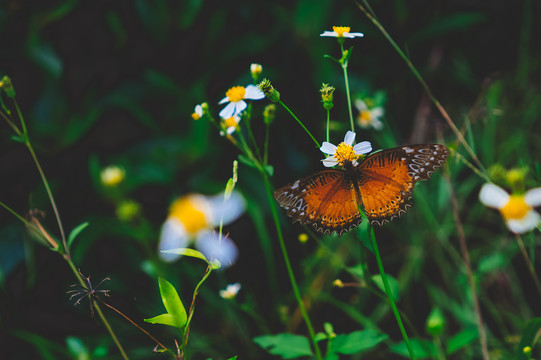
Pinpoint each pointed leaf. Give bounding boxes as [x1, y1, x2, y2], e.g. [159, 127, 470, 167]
[160, 248, 209, 264]
[67, 222, 89, 249]
[254, 333, 313, 359]
[446, 328, 478, 355]
[330, 329, 388, 354]
[158, 277, 187, 329]
[143, 313, 177, 327]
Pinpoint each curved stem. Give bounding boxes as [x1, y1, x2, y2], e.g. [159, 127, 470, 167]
[262, 173, 323, 360]
[368, 225, 416, 359]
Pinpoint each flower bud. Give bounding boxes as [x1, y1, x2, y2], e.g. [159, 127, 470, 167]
[320, 83, 335, 110]
[258, 79, 280, 102]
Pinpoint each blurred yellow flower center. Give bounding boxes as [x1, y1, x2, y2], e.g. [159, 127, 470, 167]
[358, 110, 372, 124]
[169, 196, 209, 234]
[192, 112, 201, 120]
[500, 195, 530, 220]
[333, 26, 351, 37]
[335, 142, 358, 164]
[223, 116, 238, 128]
[100, 166, 125, 187]
[226, 86, 246, 102]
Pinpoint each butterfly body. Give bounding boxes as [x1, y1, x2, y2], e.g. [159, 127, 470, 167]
[274, 144, 449, 235]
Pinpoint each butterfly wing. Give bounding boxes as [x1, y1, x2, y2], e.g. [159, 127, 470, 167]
[274, 170, 363, 235]
[356, 144, 449, 225]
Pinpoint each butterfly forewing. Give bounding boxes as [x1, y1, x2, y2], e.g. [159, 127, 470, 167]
[356, 144, 449, 225]
[274, 170, 362, 235]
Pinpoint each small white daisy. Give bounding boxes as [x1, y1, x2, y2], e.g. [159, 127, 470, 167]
[320, 131, 372, 168]
[191, 104, 203, 120]
[355, 99, 384, 131]
[320, 26, 364, 39]
[219, 282, 242, 299]
[218, 85, 265, 118]
[220, 115, 241, 136]
[479, 183, 541, 234]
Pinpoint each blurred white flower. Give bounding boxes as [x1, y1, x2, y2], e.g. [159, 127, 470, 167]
[100, 165, 125, 187]
[159, 191, 245, 266]
[219, 282, 241, 299]
[355, 99, 384, 131]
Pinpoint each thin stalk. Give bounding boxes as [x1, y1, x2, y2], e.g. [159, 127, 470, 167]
[356, 1, 486, 176]
[514, 233, 541, 299]
[264, 122, 270, 166]
[278, 100, 320, 148]
[262, 173, 322, 360]
[184, 265, 213, 349]
[368, 225, 416, 359]
[340, 42, 355, 132]
[447, 178, 489, 360]
[66, 259, 129, 360]
[325, 109, 330, 143]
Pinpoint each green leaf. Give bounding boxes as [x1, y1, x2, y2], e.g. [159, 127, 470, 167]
[446, 328, 478, 355]
[514, 317, 541, 360]
[330, 329, 388, 355]
[226, 357, 238, 360]
[371, 274, 400, 301]
[254, 333, 313, 359]
[144, 313, 177, 327]
[237, 154, 256, 169]
[390, 338, 437, 359]
[148, 277, 187, 330]
[160, 248, 209, 264]
[67, 221, 89, 249]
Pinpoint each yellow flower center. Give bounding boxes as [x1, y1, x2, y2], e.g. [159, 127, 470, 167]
[500, 195, 530, 220]
[191, 112, 201, 120]
[333, 26, 351, 37]
[358, 110, 372, 124]
[335, 142, 358, 165]
[225, 86, 246, 102]
[223, 116, 238, 128]
[169, 195, 209, 234]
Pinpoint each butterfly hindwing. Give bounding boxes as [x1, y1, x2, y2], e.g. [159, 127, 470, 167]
[274, 170, 363, 235]
[356, 144, 449, 225]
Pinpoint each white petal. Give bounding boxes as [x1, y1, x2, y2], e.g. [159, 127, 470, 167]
[194, 105, 203, 116]
[244, 84, 265, 100]
[219, 102, 236, 118]
[232, 100, 248, 116]
[320, 142, 337, 155]
[479, 183, 509, 209]
[322, 157, 339, 167]
[506, 210, 540, 234]
[158, 219, 190, 262]
[207, 191, 246, 227]
[372, 118, 384, 131]
[524, 188, 541, 207]
[344, 131, 356, 145]
[353, 141, 372, 155]
[354, 99, 367, 111]
[218, 96, 229, 105]
[196, 231, 238, 269]
[344, 32, 364, 38]
[320, 31, 337, 37]
[371, 107, 384, 118]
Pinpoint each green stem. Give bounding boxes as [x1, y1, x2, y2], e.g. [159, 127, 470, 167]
[184, 265, 213, 352]
[368, 225, 416, 360]
[278, 100, 320, 148]
[66, 259, 130, 360]
[262, 173, 323, 360]
[340, 43, 355, 132]
[326, 109, 330, 143]
[264, 122, 270, 166]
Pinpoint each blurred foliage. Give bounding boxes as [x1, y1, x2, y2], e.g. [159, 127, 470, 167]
[1, 0, 541, 359]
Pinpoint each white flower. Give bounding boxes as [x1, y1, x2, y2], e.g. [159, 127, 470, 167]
[479, 183, 541, 234]
[219, 282, 241, 299]
[355, 99, 384, 131]
[192, 104, 203, 120]
[220, 115, 241, 136]
[320, 131, 372, 168]
[320, 26, 364, 39]
[159, 191, 245, 264]
[218, 85, 265, 118]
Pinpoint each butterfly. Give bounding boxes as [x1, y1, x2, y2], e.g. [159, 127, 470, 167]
[274, 144, 449, 235]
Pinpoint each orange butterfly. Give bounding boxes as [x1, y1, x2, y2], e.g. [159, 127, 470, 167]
[274, 132, 449, 235]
